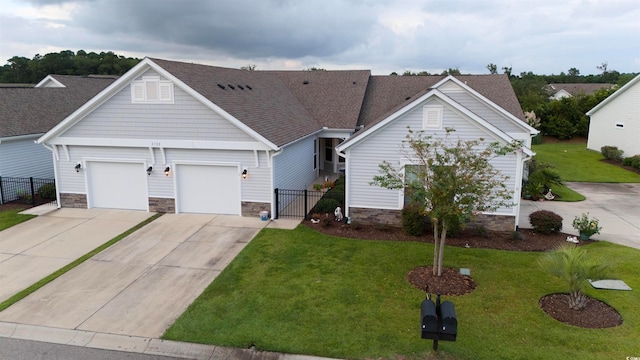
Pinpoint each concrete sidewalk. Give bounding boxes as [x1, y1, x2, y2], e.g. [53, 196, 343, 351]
[0, 208, 154, 302]
[0, 322, 336, 360]
[518, 182, 640, 249]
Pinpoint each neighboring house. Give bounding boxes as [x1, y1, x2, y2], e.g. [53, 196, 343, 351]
[545, 83, 614, 100]
[0, 75, 115, 203]
[586, 74, 640, 156]
[37, 58, 537, 230]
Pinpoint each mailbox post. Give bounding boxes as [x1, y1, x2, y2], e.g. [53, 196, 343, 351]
[420, 288, 457, 351]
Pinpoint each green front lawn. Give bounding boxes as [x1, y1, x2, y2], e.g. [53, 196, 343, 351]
[533, 143, 640, 183]
[165, 226, 639, 360]
[0, 208, 36, 231]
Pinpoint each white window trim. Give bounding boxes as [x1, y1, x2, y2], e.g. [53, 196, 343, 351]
[422, 105, 443, 129]
[131, 76, 174, 104]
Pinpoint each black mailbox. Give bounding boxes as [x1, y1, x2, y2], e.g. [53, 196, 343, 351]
[438, 301, 457, 341]
[420, 299, 438, 339]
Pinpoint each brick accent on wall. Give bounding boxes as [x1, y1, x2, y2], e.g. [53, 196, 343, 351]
[60, 193, 87, 208]
[242, 201, 271, 217]
[349, 207, 516, 231]
[149, 197, 175, 213]
[348, 207, 403, 225]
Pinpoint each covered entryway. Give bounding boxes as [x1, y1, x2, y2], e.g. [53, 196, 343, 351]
[87, 161, 148, 210]
[175, 164, 241, 215]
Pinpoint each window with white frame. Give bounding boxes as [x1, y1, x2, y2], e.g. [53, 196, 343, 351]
[422, 105, 443, 129]
[131, 76, 174, 103]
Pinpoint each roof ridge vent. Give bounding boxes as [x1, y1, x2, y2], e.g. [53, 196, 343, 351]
[238, 85, 244, 90]
[246, 85, 252, 90]
[228, 84, 235, 90]
[303, 80, 309, 85]
[217, 84, 225, 89]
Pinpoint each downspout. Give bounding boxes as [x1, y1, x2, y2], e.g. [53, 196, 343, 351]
[40, 142, 62, 209]
[336, 147, 349, 219]
[270, 148, 283, 220]
[516, 149, 534, 230]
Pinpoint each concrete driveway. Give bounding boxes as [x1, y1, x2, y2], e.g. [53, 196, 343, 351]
[0, 212, 268, 338]
[0, 208, 154, 303]
[519, 182, 640, 249]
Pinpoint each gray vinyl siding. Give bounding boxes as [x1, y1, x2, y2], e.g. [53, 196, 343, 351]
[442, 90, 524, 133]
[273, 136, 317, 190]
[0, 137, 54, 179]
[348, 98, 518, 214]
[62, 70, 254, 142]
[56, 145, 271, 203]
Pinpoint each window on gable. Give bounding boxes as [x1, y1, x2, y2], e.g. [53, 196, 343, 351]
[131, 76, 174, 103]
[422, 105, 443, 129]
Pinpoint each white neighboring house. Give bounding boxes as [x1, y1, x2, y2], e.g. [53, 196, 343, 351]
[586, 74, 640, 157]
[0, 75, 115, 204]
[37, 58, 536, 230]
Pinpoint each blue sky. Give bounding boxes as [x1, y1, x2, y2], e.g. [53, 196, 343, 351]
[1, 0, 639, 75]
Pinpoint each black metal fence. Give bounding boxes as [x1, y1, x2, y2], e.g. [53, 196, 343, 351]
[0, 177, 56, 206]
[274, 188, 324, 219]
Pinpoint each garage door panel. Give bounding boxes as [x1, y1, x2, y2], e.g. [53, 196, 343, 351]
[177, 165, 240, 215]
[88, 162, 148, 211]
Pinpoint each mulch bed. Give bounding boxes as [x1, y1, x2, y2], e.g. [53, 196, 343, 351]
[539, 294, 622, 328]
[304, 220, 622, 329]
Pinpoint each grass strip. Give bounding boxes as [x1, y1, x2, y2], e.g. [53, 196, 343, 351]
[0, 209, 36, 231]
[0, 212, 162, 312]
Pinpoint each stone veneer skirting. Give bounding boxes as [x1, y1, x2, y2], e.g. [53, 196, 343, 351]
[242, 201, 271, 217]
[348, 207, 516, 232]
[60, 193, 87, 208]
[149, 197, 175, 213]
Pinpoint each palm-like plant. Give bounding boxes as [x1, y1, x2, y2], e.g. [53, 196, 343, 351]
[539, 243, 611, 310]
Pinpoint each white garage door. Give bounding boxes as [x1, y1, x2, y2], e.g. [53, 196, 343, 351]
[87, 162, 148, 210]
[176, 164, 241, 215]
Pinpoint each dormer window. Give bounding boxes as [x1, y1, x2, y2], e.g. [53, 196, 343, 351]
[131, 76, 174, 103]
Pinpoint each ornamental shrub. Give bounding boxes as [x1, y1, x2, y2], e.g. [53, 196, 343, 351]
[529, 210, 563, 234]
[313, 198, 340, 214]
[622, 155, 640, 169]
[323, 189, 345, 203]
[601, 146, 624, 161]
[402, 202, 426, 236]
[37, 183, 56, 200]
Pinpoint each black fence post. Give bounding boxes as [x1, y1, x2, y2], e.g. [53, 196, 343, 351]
[0, 176, 4, 204]
[274, 188, 280, 219]
[304, 189, 308, 219]
[29, 177, 36, 206]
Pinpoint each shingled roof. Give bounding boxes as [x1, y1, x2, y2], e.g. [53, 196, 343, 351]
[545, 83, 614, 97]
[150, 58, 321, 147]
[0, 75, 116, 138]
[358, 74, 524, 129]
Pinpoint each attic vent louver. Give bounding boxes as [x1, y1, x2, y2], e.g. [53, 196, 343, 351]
[217, 84, 225, 89]
[353, 81, 356, 84]
[238, 85, 244, 90]
[303, 80, 309, 85]
[405, 96, 411, 100]
[246, 85, 252, 90]
[228, 84, 235, 89]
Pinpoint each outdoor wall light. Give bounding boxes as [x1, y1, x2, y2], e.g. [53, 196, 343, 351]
[75, 163, 82, 172]
[242, 168, 248, 179]
[146, 166, 153, 176]
[164, 166, 171, 176]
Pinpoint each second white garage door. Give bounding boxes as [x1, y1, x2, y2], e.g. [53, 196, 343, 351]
[87, 161, 148, 211]
[176, 164, 241, 215]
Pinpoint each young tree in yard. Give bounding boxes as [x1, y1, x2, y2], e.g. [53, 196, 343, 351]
[371, 128, 520, 276]
[539, 243, 611, 310]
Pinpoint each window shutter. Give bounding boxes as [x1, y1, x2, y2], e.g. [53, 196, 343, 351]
[423, 105, 442, 129]
[159, 82, 173, 102]
[131, 83, 145, 102]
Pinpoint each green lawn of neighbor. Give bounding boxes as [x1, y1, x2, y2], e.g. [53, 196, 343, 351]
[164, 226, 639, 360]
[533, 143, 640, 183]
[0, 208, 35, 231]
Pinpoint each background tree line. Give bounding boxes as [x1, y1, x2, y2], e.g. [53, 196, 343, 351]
[0, 50, 140, 83]
[3, 51, 638, 140]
